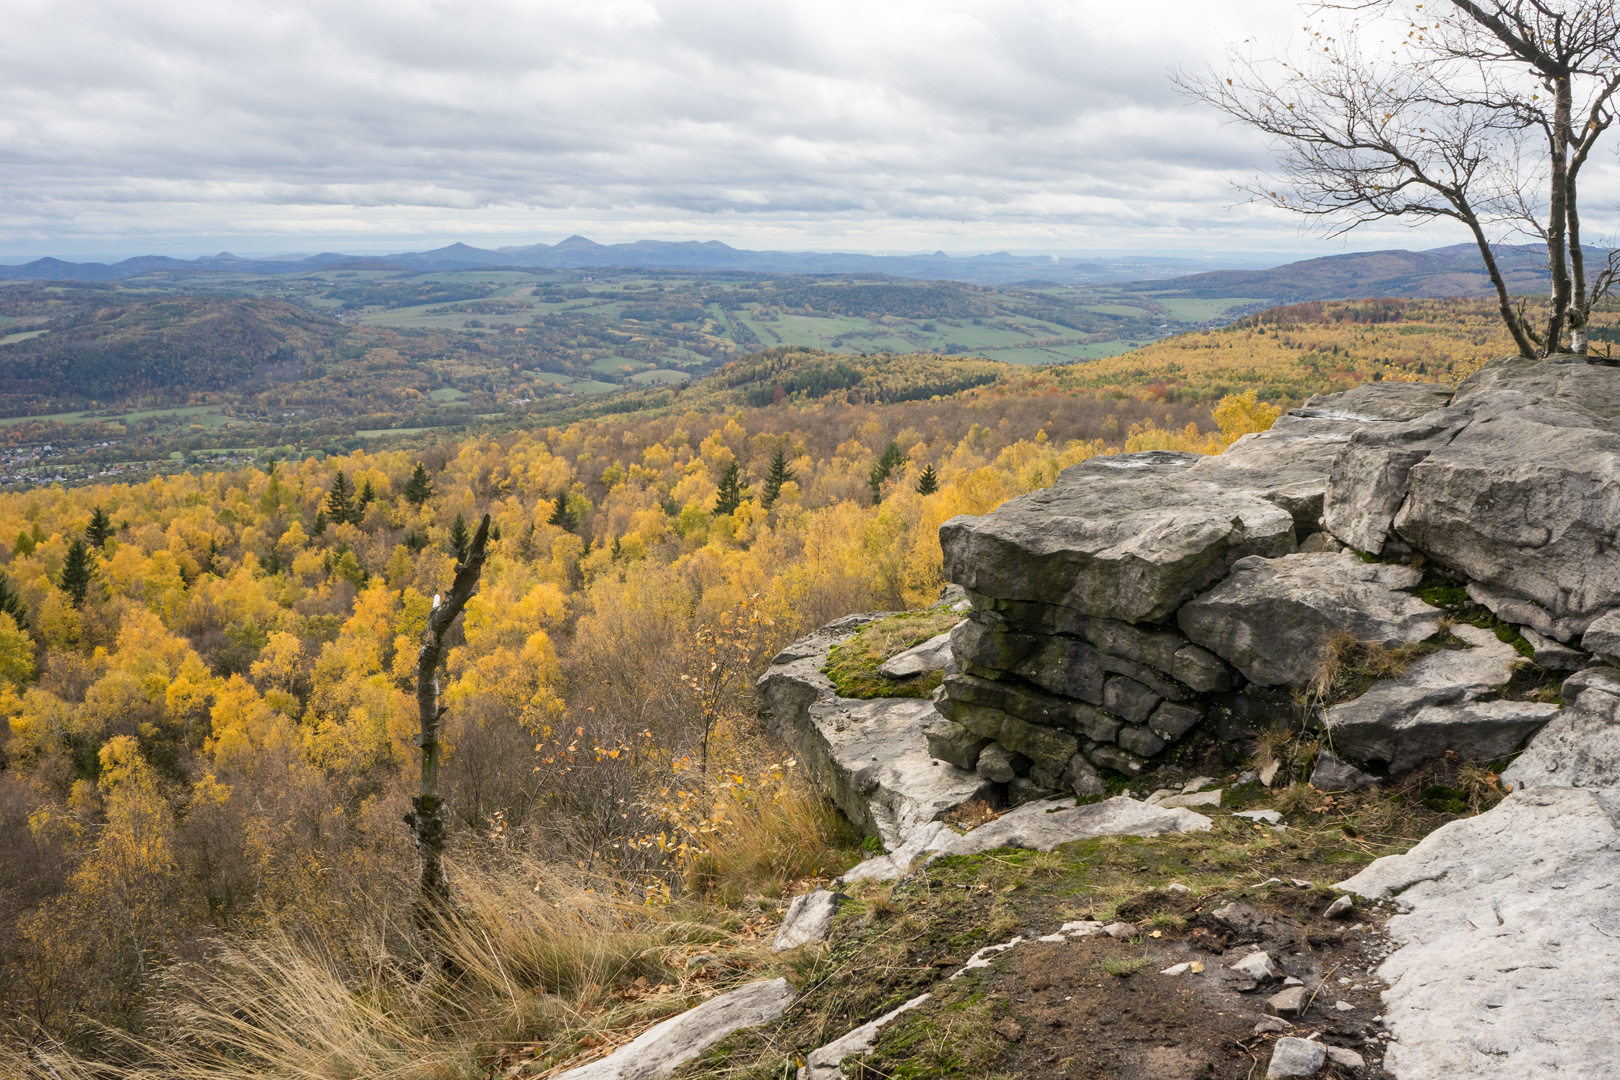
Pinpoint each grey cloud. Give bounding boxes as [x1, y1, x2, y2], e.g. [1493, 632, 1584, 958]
[0, 0, 1532, 254]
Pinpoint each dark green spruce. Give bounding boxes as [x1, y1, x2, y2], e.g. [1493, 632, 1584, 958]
[59, 537, 95, 608]
[916, 463, 939, 495]
[713, 460, 745, 515]
[405, 462, 434, 507]
[761, 445, 795, 509]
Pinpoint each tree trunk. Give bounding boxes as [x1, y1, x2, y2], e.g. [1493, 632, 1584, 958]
[405, 513, 491, 943]
[1544, 73, 1575, 354]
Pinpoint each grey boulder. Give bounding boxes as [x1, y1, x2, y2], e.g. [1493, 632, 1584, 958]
[1178, 551, 1442, 688]
[1502, 667, 1620, 791]
[1310, 749, 1378, 792]
[1324, 625, 1552, 772]
[1266, 1036, 1326, 1078]
[1338, 788, 1620, 1078]
[556, 978, 796, 1079]
[773, 889, 846, 951]
[1582, 609, 1620, 665]
[940, 464, 1297, 625]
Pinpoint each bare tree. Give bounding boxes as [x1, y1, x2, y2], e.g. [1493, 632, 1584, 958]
[405, 513, 490, 940]
[1181, 0, 1620, 358]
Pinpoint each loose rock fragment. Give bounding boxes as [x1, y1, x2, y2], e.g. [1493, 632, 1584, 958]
[1266, 1036, 1327, 1078]
[1267, 985, 1309, 1018]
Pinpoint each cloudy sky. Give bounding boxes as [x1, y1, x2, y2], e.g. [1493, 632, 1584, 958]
[0, 0, 1601, 261]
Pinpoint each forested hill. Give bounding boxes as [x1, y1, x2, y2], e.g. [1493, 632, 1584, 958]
[0, 295, 340, 400]
[1124, 243, 1555, 302]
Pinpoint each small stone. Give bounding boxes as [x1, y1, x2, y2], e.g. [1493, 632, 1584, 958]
[1182, 775, 1218, 793]
[1062, 752, 1108, 798]
[1148, 787, 1182, 803]
[1259, 760, 1281, 787]
[1103, 921, 1138, 939]
[1291, 879, 1312, 889]
[975, 742, 1029, 783]
[1160, 962, 1192, 976]
[1267, 985, 1309, 1018]
[1266, 1036, 1327, 1078]
[1166, 882, 1191, 894]
[1310, 749, 1379, 792]
[1061, 920, 1106, 937]
[1335, 1000, 1354, 1012]
[1324, 1046, 1365, 1069]
[1282, 977, 1304, 987]
[1323, 895, 1354, 919]
[1235, 808, 1284, 825]
[1229, 950, 1280, 982]
[1235, 769, 1260, 785]
[1254, 1016, 1294, 1035]
[1156, 788, 1222, 810]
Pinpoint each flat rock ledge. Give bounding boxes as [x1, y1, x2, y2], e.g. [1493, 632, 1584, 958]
[554, 978, 797, 1080]
[1339, 788, 1620, 1078]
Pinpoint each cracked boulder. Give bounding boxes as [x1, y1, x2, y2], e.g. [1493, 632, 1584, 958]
[940, 459, 1297, 625]
[937, 795, 1211, 858]
[758, 620, 993, 849]
[1324, 624, 1553, 773]
[1502, 666, 1620, 791]
[1177, 551, 1443, 688]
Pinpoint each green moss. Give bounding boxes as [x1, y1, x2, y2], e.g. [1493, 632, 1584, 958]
[822, 609, 961, 699]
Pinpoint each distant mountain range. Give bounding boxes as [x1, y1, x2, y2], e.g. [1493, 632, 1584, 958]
[0, 238, 1229, 288]
[0, 236, 1575, 299]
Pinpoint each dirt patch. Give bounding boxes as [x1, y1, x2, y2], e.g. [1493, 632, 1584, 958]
[863, 884, 1393, 1079]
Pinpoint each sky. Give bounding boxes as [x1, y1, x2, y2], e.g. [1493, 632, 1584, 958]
[1, 0, 1609, 263]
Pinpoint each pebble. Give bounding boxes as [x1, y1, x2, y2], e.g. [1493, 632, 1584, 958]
[1103, 921, 1138, 939]
[1267, 985, 1309, 1018]
[1335, 1000, 1355, 1012]
[1323, 895, 1354, 919]
[1229, 950, 1280, 981]
[1253, 1016, 1293, 1035]
[1266, 1037, 1326, 1077]
[1166, 882, 1191, 894]
[1325, 1046, 1366, 1069]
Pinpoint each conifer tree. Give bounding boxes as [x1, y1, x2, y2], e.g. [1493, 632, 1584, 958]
[0, 572, 27, 628]
[59, 537, 94, 608]
[547, 491, 576, 531]
[85, 506, 113, 549]
[868, 442, 907, 505]
[448, 513, 472, 563]
[357, 478, 377, 513]
[312, 510, 328, 537]
[761, 445, 795, 509]
[325, 471, 355, 526]
[405, 462, 434, 507]
[713, 460, 744, 515]
[916, 463, 939, 495]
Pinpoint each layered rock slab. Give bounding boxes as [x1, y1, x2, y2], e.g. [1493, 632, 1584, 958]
[1324, 624, 1554, 772]
[1178, 551, 1443, 687]
[757, 619, 992, 849]
[1338, 789, 1620, 1078]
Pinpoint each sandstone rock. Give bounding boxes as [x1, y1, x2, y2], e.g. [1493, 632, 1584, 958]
[1117, 724, 1166, 758]
[941, 673, 1122, 742]
[1390, 364, 1620, 639]
[1266, 1037, 1326, 1077]
[1501, 666, 1620, 791]
[1149, 701, 1204, 741]
[975, 742, 1028, 783]
[1582, 609, 1620, 664]
[940, 465, 1297, 625]
[1087, 743, 1146, 775]
[937, 795, 1212, 857]
[1325, 625, 1551, 772]
[1178, 551, 1442, 688]
[996, 715, 1080, 775]
[759, 625, 993, 848]
[1310, 749, 1378, 792]
[1520, 626, 1586, 670]
[1321, 407, 1467, 555]
[1013, 636, 1106, 703]
[1267, 985, 1309, 1018]
[797, 992, 931, 1080]
[1062, 752, 1107, 798]
[922, 717, 990, 771]
[1103, 675, 1161, 723]
[1322, 895, 1354, 919]
[557, 978, 796, 1080]
[773, 890, 846, 951]
[1324, 1046, 1364, 1069]
[877, 630, 957, 678]
[1338, 787, 1620, 1078]
[1229, 949, 1279, 982]
[948, 619, 1036, 674]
